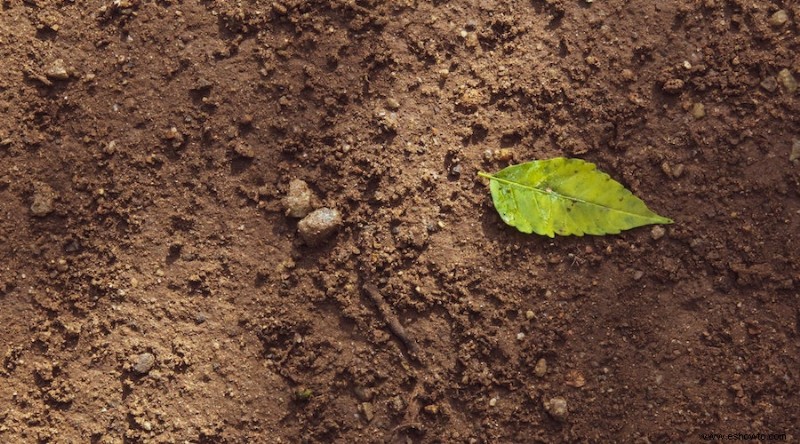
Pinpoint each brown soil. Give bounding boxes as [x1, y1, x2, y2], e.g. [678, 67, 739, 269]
[1, 1, 799, 443]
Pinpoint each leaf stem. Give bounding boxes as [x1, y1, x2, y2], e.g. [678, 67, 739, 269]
[477, 171, 493, 179]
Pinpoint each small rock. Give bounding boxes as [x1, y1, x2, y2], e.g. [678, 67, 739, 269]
[662, 161, 685, 179]
[45, 59, 69, 80]
[163, 127, 184, 148]
[232, 141, 255, 159]
[271, 2, 288, 14]
[777, 69, 797, 94]
[790, 139, 800, 163]
[633, 270, 645, 281]
[691, 102, 705, 119]
[30, 182, 56, 217]
[360, 402, 374, 422]
[768, 10, 789, 27]
[543, 396, 568, 421]
[488, 397, 497, 407]
[297, 208, 342, 246]
[525, 310, 535, 320]
[760, 77, 778, 92]
[283, 179, 315, 218]
[388, 396, 405, 413]
[423, 404, 439, 415]
[374, 108, 398, 132]
[671, 163, 685, 178]
[385, 97, 400, 110]
[132, 352, 155, 374]
[660, 161, 673, 177]
[662, 78, 684, 94]
[493, 148, 513, 162]
[534, 358, 548, 377]
[650, 225, 666, 240]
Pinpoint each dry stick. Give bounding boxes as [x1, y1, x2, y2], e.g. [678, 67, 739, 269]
[363, 283, 422, 363]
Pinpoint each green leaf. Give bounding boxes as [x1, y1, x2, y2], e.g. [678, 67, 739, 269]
[478, 158, 673, 237]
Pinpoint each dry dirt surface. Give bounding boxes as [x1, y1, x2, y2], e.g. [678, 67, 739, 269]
[1, 0, 799, 443]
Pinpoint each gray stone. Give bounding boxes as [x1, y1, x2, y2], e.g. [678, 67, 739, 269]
[297, 208, 342, 246]
[133, 352, 155, 374]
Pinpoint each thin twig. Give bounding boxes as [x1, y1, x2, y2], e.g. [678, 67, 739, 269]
[363, 283, 422, 363]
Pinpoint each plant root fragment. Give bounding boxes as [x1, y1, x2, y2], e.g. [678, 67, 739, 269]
[363, 283, 422, 363]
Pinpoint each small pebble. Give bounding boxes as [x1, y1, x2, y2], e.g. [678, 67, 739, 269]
[30, 182, 56, 217]
[691, 102, 705, 119]
[671, 163, 685, 178]
[760, 77, 778, 92]
[777, 69, 797, 94]
[768, 10, 788, 27]
[45, 59, 69, 80]
[516, 332, 525, 341]
[283, 179, 315, 218]
[534, 358, 548, 377]
[360, 402, 374, 422]
[650, 225, 666, 240]
[423, 404, 439, 414]
[633, 270, 645, 281]
[493, 148, 513, 162]
[790, 139, 800, 163]
[488, 397, 497, 407]
[232, 141, 255, 159]
[385, 97, 400, 110]
[132, 352, 155, 374]
[297, 208, 343, 246]
[543, 396, 568, 421]
[525, 310, 535, 320]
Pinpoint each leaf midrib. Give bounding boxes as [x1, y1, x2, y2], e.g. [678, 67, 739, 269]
[479, 173, 659, 221]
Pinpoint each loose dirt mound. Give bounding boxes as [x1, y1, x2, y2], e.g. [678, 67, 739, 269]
[1, 1, 798, 442]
